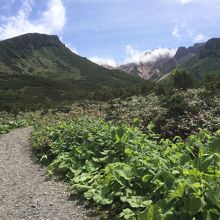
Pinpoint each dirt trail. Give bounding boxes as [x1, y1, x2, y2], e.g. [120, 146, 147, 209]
[0, 127, 89, 220]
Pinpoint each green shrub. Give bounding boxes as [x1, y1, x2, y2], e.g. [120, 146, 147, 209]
[32, 118, 220, 219]
[171, 69, 196, 90]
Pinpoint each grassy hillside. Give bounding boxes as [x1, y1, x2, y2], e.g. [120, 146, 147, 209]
[0, 33, 143, 85]
[0, 33, 145, 111]
[181, 38, 220, 77]
[181, 56, 220, 77]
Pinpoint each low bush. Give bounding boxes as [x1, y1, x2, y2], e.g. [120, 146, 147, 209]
[32, 118, 220, 219]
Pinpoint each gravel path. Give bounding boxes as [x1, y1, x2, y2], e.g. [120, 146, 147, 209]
[0, 127, 89, 220]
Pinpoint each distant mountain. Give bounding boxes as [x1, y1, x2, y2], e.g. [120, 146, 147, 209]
[0, 33, 144, 110]
[117, 40, 220, 81]
[119, 56, 171, 80]
[118, 49, 175, 80]
[181, 38, 220, 77]
[158, 38, 220, 80]
[0, 33, 142, 86]
[158, 43, 205, 79]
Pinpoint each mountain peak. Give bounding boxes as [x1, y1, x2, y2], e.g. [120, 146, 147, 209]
[0, 33, 61, 50]
[0, 32, 142, 87]
[174, 47, 189, 59]
[1, 33, 60, 41]
[205, 38, 220, 54]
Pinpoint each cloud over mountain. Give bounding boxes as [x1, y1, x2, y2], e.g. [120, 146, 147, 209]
[124, 45, 176, 64]
[89, 56, 118, 68]
[0, 0, 66, 40]
[89, 45, 176, 67]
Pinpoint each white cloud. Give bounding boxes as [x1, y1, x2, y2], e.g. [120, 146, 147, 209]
[172, 22, 208, 43]
[89, 46, 176, 67]
[176, 0, 220, 5]
[177, 0, 193, 4]
[0, 0, 66, 40]
[65, 43, 78, 54]
[40, 0, 66, 33]
[89, 56, 118, 68]
[193, 33, 207, 43]
[124, 45, 176, 64]
[172, 25, 181, 38]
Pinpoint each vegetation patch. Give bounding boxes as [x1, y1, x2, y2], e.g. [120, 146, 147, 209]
[31, 117, 220, 219]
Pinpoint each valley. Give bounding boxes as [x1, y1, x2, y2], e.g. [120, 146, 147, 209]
[0, 33, 220, 220]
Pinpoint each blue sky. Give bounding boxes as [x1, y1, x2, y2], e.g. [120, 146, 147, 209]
[0, 0, 220, 66]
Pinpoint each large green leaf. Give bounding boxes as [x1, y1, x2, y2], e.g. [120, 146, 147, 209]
[183, 196, 206, 215]
[92, 155, 109, 163]
[105, 163, 133, 186]
[139, 204, 164, 220]
[127, 196, 152, 208]
[92, 186, 113, 205]
[119, 208, 135, 219]
[183, 168, 202, 177]
[206, 209, 220, 220]
[167, 180, 186, 202]
[205, 183, 220, 209]
[200, 154, 214, 172]
[209, 137, 220, 154]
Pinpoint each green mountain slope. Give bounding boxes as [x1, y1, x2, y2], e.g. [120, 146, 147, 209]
[180, 38, 220, 77]
[0, 33, 142, 85]
[0, 33, 145, 111]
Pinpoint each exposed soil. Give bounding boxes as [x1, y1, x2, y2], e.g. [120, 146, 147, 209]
[0, 127, 90, 220]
